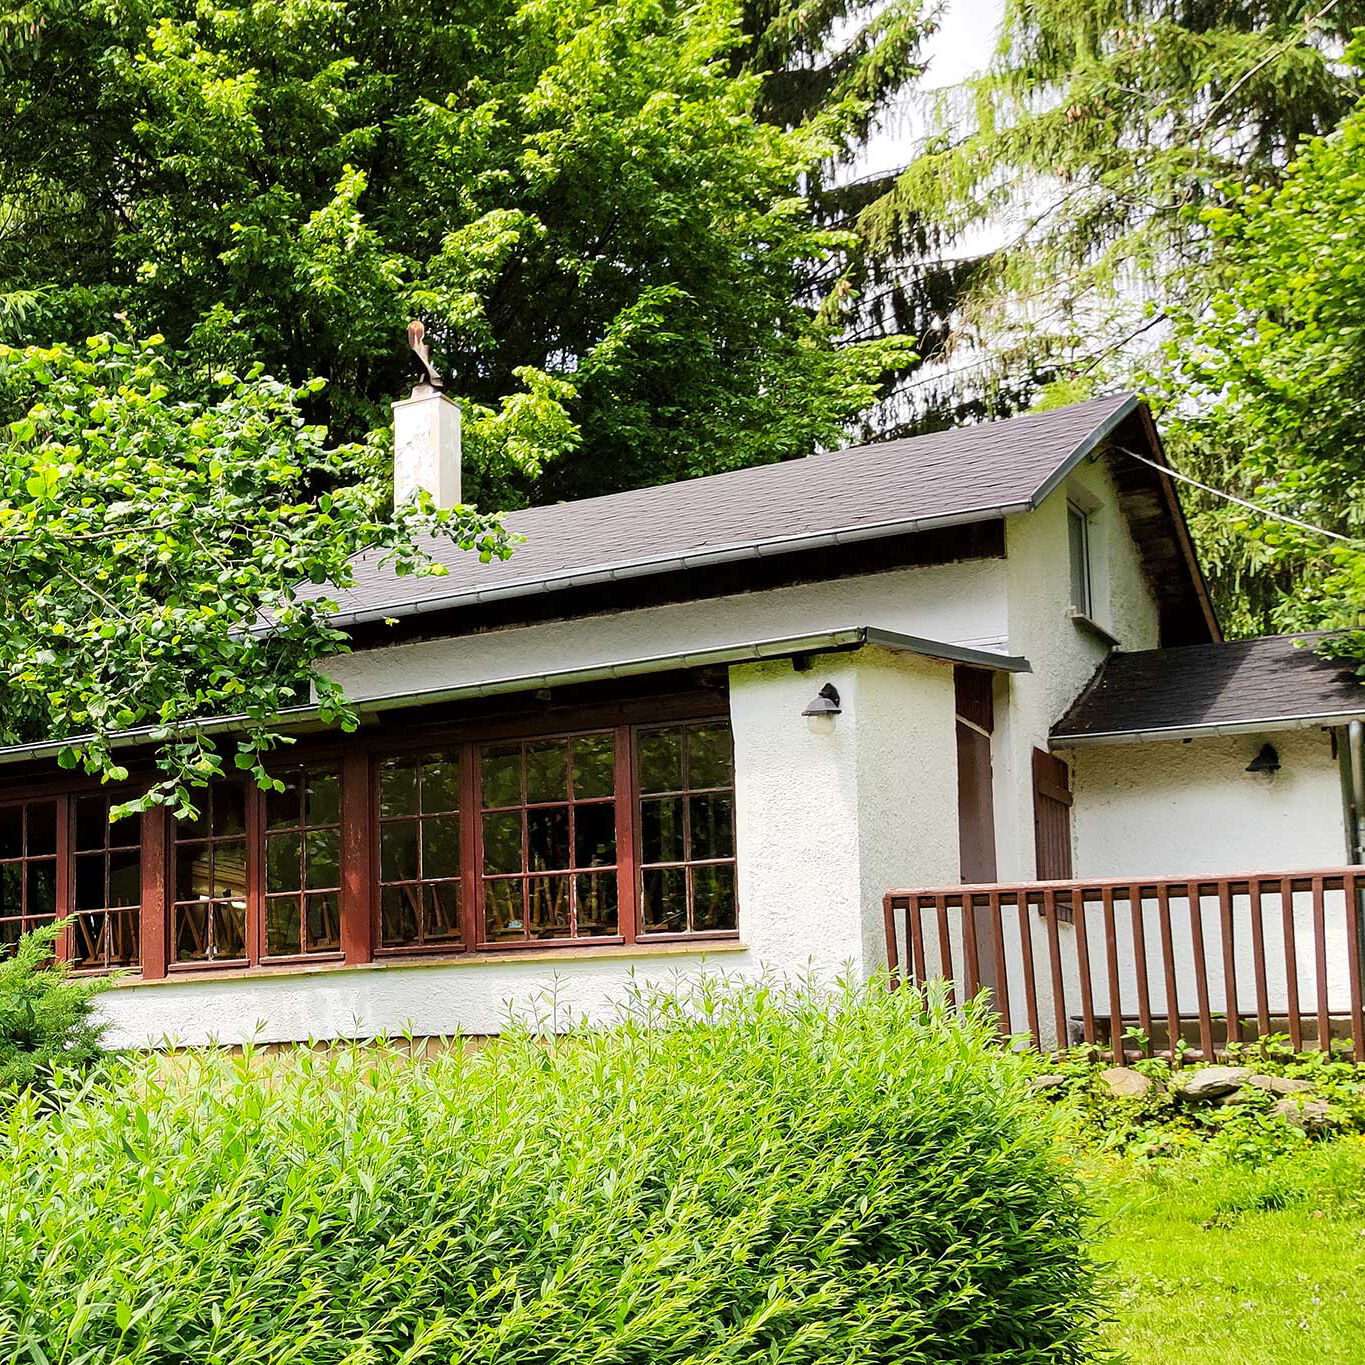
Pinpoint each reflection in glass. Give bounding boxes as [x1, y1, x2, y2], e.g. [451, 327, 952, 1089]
[638, 730, 683, 794]
[481, 746, 521, 808]
[572, 734, 615, 799]
[642, 867, 687, 934]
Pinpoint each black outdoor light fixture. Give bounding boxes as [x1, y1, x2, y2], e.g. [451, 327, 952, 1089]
[1246, 743, 1281, 775]
[802, 683, 842, 718]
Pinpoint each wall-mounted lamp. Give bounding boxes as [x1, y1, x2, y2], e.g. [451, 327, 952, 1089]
[802, 683, 841, 718]
[1246, 743, 1281, 775]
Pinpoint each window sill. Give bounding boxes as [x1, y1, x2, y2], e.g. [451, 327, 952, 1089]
[106, 938, 748, 990]
[1067, 608, 1119, 648]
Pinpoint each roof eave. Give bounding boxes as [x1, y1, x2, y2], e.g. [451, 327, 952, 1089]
[1051, 709, 1365, 748]
[0, 628, 1029, 769]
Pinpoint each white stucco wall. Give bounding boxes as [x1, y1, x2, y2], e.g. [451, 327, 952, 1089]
[1071, 729, 1347, 878]
[320, 560, 1009, 701]
[993, 458, 1164, 881]
[98, 646, 962, 1047]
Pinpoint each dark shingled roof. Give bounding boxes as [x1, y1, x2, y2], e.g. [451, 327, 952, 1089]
[312, 391, 1143, 624]
[1052, 634, 1365, 743]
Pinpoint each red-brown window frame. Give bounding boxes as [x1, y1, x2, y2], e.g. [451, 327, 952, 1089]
[0, 701, 740, 981]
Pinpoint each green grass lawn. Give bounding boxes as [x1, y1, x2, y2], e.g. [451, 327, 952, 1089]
[1087, 1139, 1365, 1363]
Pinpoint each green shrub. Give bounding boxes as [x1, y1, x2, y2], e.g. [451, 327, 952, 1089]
[0, 979, 1103, 1363]
[0, 921, 110, 1097]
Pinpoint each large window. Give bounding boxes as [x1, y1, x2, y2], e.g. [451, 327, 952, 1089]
[480, 732, 618, 944]
[173, 779, 250, 964]
[0, 711, 740, 977]
[265, 765, 342, 958]
[0, 800, 58, 951]
[378, 752, 462, 952]
[71, 794, 141, 971]
[637, 722, 737, 935]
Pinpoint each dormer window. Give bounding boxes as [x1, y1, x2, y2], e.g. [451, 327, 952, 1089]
[1067, 502, 1093, 618]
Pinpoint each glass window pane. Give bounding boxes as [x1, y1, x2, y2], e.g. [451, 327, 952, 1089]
[174, 903, 210, 962]
[421, 817, 460, 880]
[525, 741, 568, 804]
[575, 874, 618, 937]
[109, 812, 139, 850]
[107, 851, 141, 906]
[573, 802, 616, 868]
[527, 806, 569, 872]
[0, 864, 19, 916]
[305, 892, 340, 954]
[26, 803, 57, 857]
[176, 843, 212, 903]
[108, 850, 141, 907]
[688, 725, 734, 789]
[422, 882, 461, 945]
[572, 734, 615, 799]
[422, 758, 460, 815]
[0, 808, 21, 860]
[380, 758, 419, 817]
[75, 796, 108, 852]
[639, 729, 683, 794]
[692, 863, 737, 931]
[527, 875, 571, 937]
[380, 821, 419, 883]
[482, 811, 523, 876]
[305, 827, 340, 889]
[481, 745, 521, 808]
[305, 769, 341, 827]
[176, 795, 209, 840]
[640, 797, 685, 865]
[380, 885, 420, 948]
[75, 854, 105, 912]
[214, 782, 247, 838]
[265, 897, 302, 957]
[266, 770, 304, 829]
[213, 840, 249, 902]
[213, 902, 248, 959]
[641, 866, 687, 934]
[108, 910, 139, 967]
[26, 861, 56, 919]
[266, 832, 302, 894]
[689, 793, 735, 861]
[0, 918, 21, 952]
[484, 878, 524, 940]
[71, 911, 105, 968]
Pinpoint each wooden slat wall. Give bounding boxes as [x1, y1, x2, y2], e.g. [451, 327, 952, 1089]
[1032, 748, 1073, 881]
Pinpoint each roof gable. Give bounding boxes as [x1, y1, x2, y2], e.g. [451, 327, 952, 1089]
[305, 391, 1215, 643]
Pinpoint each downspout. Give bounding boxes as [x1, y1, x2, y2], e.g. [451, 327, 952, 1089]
[1349, 721, 1365, 865]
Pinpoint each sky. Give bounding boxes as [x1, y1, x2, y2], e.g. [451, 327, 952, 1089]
[853, 0, 1005, 180]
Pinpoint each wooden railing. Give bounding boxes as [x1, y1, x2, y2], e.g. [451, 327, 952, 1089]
[883, 869, 1365, 1062]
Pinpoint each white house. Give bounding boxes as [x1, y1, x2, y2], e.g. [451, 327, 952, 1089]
[1, 383, 1360, 1053]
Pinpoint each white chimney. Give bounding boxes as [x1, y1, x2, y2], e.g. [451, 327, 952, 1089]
[392, 387, 462, 507]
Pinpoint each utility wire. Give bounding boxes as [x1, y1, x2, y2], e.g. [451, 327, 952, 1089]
[1119, 444, 1360, 546]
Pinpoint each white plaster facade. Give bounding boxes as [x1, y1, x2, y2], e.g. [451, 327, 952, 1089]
[91, 444, 1358, 1049]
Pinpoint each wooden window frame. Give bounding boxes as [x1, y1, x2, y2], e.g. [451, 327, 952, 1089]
[69, 790, 142, 974]
[1067, 501, 1093, 618]
[634, 719, 739, 940]
[0, 699, 739, 979]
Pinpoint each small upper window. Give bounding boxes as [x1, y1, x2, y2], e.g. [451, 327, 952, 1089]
[1067, 502, 1093, 618]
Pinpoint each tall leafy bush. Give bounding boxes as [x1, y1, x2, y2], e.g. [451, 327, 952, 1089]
[0, 922, 110, 1095]
[0, 980, 1103, 1362]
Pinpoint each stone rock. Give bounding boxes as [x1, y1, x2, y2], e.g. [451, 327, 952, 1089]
[1029, 1074, 1068, 1097]
[1246, 1074, 1314, 1096]
[1179, 1065, 1252, 1100]
[1100, 1066, 1154, 1098]
[1272, 1096, 1333, 1130]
